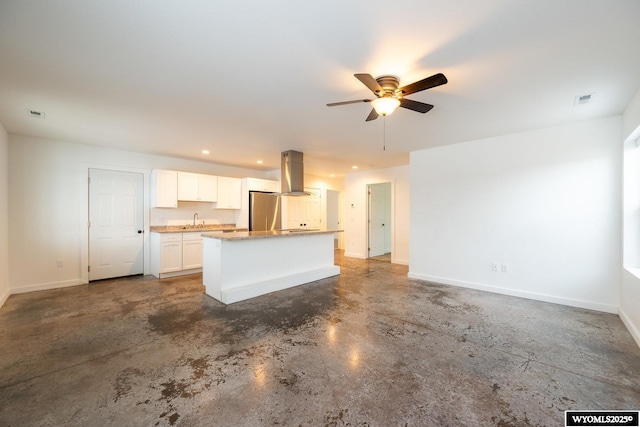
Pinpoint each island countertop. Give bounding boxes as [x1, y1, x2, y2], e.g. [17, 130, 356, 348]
[202, 229, 342, 241]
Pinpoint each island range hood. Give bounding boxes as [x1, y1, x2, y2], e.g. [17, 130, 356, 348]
[280, 150, 309, 196]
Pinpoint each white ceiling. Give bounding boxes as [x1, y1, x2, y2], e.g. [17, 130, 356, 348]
[1, 1, 639, 177]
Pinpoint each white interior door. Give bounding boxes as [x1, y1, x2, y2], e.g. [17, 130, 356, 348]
[327, 189, 341, 249]
[305, 188, 322, 229]
[285, 188, 322, 229]
[89, 169, 144, 280]
[286, 197, 304, 229]
[368, 183, 390, 258]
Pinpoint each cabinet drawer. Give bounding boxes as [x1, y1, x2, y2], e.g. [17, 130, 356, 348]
[160, 233, 182, 243]
[182, 232, 204, 241]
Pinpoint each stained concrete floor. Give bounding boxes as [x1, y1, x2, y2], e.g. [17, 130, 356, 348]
[1, 252, 639, 426]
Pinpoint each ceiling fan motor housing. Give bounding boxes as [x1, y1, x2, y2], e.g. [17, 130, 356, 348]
[375, 75, 400, 97]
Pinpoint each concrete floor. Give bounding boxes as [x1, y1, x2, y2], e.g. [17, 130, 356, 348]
[1, 252, 639, 426]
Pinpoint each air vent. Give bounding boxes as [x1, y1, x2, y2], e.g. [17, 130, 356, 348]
[574, 93, 594, 106]
[27, 109, 45, 119]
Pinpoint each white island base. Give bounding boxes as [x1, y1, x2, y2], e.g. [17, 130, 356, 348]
[202, 230, 340, 304]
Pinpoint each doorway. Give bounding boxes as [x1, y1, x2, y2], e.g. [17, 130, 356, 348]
[88, 168, 144, 280]
[367, 182, 391, 261]
[326, 189, 342, 249]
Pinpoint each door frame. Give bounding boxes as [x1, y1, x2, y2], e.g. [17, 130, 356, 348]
[80, 163, 150, 284]
[367, 182, 392, 259]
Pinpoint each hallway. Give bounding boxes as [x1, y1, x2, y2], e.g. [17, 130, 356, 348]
[1, 252, 639, 426]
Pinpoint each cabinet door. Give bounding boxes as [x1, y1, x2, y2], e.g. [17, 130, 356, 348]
[266, 180, 280, 192]
[198, 174, 218, 202]
[152, 170, 178, 208]
[216, 177, 242, 209]
[160, 241, 183, 273]
[182, 239, 203, 269]
[247, 178, 279, 192]
[177, 172, 200, 201]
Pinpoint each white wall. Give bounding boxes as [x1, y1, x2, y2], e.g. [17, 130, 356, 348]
[409, 117, 622, 313]
[0, 122, 9, 308]
[344, 166, 410, 264]
[8, 135, 269, 293]
[621, 86, 640, 346]
[150, 201, 237, 227]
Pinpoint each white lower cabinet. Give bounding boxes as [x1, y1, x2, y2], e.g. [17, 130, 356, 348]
[161, 240, 183, 274]
[182, 233, 204, 269]
[151, 232, 206, 278]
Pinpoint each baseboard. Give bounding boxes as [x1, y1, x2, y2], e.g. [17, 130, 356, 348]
[344, 251, 365, 259]
[0, 287, 9, 308]
[619, 307, 640, 348]
[392, 258, 409, 266]
[220, 266, 340, 304]
[407, 272, 618, 314]
[10, 279, 87, 295]
[158, 268, 202, 279]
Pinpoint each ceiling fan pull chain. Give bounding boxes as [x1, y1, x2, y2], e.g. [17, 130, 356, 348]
[383, 116, 386, 151]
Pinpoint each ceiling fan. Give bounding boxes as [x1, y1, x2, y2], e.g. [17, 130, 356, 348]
[327, 73, 448, 121]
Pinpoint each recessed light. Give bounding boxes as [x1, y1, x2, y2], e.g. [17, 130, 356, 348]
[330, 174, 335, 178]
[352, 165, 358, 169]
[257, 160, 263, 164]
[201, 150, 210, 154]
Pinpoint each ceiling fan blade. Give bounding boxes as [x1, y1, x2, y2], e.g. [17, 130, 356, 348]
[355, 73, 383, 94]
[327, 99, 372, 107]
[398, 73, 448, 96]
[365, 108, 379, 121]
[399, 98, 434, 113]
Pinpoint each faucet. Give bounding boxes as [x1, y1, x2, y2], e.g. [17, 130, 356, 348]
[193, 212, 199, 228]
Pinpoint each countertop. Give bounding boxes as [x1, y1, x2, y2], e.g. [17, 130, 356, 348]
[150, 224, 247, 233]
[202, 229, 343, 241]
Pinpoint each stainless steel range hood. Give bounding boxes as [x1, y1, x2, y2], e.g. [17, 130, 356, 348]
[279, 150, 309, 196]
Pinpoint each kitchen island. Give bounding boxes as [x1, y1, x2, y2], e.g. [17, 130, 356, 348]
[202, 229, 341, 304]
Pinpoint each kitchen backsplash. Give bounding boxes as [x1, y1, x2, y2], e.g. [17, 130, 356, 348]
[150, 201, 238, 226]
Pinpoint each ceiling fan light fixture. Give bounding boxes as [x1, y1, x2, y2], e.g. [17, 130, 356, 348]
[371, 97, 400, 116]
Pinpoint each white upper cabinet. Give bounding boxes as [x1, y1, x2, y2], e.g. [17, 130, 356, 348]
[177, 172, 199, 201]
[216, 176, 242, 209]
[246, 178, 280, 193]
[178, 172, 218, 202]
[151, 169, 178, 208]
[198, 174, 218, 202]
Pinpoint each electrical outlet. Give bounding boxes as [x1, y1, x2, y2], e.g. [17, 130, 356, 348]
[491, 262, 499, 271]
[57, 259, 64, 268]
[501, 263, 509, 273]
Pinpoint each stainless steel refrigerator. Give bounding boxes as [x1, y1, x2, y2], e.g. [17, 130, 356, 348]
[249, 191, 281, 231]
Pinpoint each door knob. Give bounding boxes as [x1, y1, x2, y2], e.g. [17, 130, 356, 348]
[137, 230, 143, 234]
